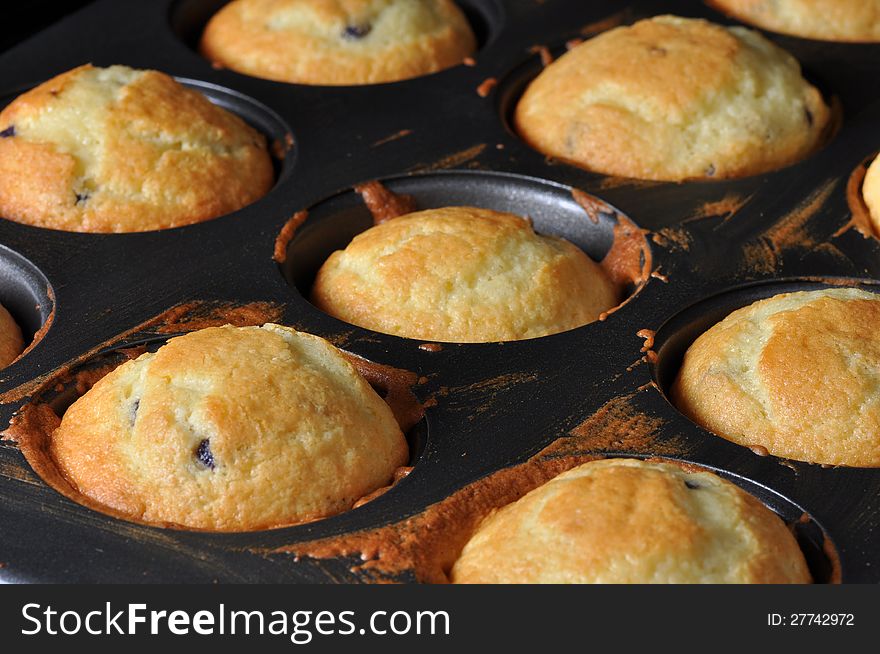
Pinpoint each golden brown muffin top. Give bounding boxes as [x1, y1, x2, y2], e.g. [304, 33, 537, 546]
[673, 288, 880, 467]
[451, 458, 811, 584]
[515, 15, 830, 181]
[311, 206, 618, 342]
[710, 0, 880, 42]
[51, 324, 408, 531]
[201, 0, 476, 85]
[0, 64, 273, 232]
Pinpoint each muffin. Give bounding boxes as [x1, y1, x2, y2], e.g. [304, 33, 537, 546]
[864, 155, 880, 233]
[200, 0, 477, 85]
[311, 206, 619, 342]
[0, 64, 273, 233]
[514, 15, 831, 181]
[51, 324, 408, 530]
[710, 0, 880, 42]
[673, 288, 880, 467]
[451, 458, 811, 584]
[0, 302, 24, 368]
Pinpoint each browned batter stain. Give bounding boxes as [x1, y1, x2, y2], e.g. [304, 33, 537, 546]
[571, 188, 606, 224]
[553, 394, 678, 458]
[418, 343, 443, 352]
[651, 226, 692, 251]
[354, 181, 417, 225]
[339, 351, 425, 434]
[267, 393, 690, 582]
[271, 132, 295, 160]
[352, 467, 413, 510]
[635, 329, 656, 364]
[764, 179, 837, 251]
[740, 240, 778, 275]
[750, 445, 770, 457]
[11, 285, 56, 366]
[476, 78, 497, 98]
[650, 269, 669, 283]
[462, 56, 476, 67]
[528, 44, 553, 67]
[580, 10, 630, 36]
[371, 129, 414, 147]
[565, 37, 584, 50]
[152, 302, 283, 334]
[596, 211, 653, 321]
[837, 154, 878, 239]
[684, 193, 752, 225]
[409, 144, 487, 173]
[740, 179, 838, 273]
[272, 210, 309, 264]
[595, 174, 664, 191]
[268, 456, 595, 583]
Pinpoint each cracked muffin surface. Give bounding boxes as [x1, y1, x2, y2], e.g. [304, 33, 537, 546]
[451, 458, 811, 584]
[673, 288, 880, 467]
[0, 64, 273, 233]
[515, 15, 831, 181]
[200, 0, 476, 85]
[51, 324, 408, 531]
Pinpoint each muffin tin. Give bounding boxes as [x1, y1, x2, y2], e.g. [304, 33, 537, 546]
[0, 0, 878, 583]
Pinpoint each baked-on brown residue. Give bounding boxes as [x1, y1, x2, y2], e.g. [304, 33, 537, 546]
[651, 226, 692, 251]
[580, 10, 630, 36]
[636, 328, 655, 353]
[371, 129, 414, 147]
[529, 45, 554, 67]
[462, 56, 476, 67]
[14, 284, 55, 364]
[572, 188, 607, 224]
[354, 181, 417, 225]
[650, 270, 669, 282]
[270, 455, 596, 583]
[152, 301, 283, 334]
[476, 78, 497, 98]
[566, 37, 584, 50]
[568, 189, 651, 301]
[556, 393, 680, 458]
[837, 155, 878, 239]
[636, 329, 658, 365]
[600, 215, 652, 290]
[340, 352, 425, 434]
[740, 179, 838, 274]
[352, 467, 413, 509]
[271, 132, 295, 160]
[410, 144, 487, 173]
[266, 392, 691, 582]
[685, 193, 751, 224]
[763, 179, 837, 252]
[418, 343, 443, 352]
[273, 210, 309, 264]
